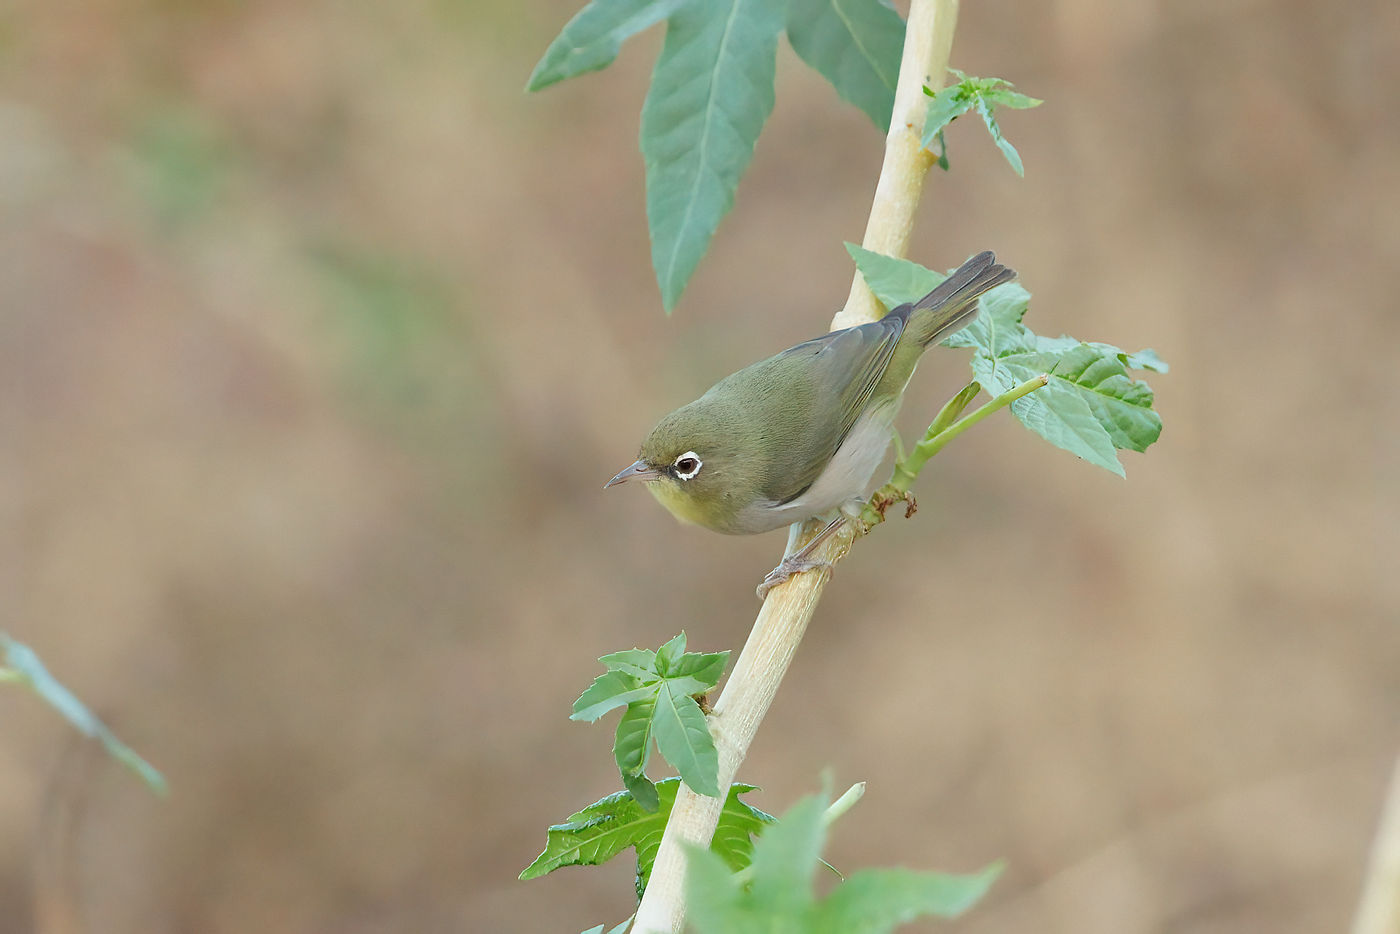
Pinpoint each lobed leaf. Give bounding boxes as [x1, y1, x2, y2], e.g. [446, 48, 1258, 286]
[597, 647, 659, 676]
[663, 649, 730, 690]
[1037, 343, 1162, 452]
[785, 0, 905, 130]
[527, 0, 692, 91]
[845, 249, 1166, 476]
[636, 781, 771, 896]
[521, 779, 772, 894]
[641, 0, 784, 311]
[686, 790, 1000, 933]
[654, 631, 688, 675]
[816, 863, 1004, 932]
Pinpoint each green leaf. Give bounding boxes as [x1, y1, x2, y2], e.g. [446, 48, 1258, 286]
[844, 243, 946, 310]
[520, 778, 772, 893]
[641, 0, 784, 311]
[746, 793, 827, 916]
[597, 647, 659, 681]
[975, 96, 1023, 176]
[527, 0, 692, 91]
[842, 250, 1165, 475]
[920, 84, 974, 147]
[1123, 347, 1169, 373]
[656, 674, 718, 697]
[686, 789, 1002, 933]
[663, 649, 730, 690]
[1036, 344, 1162, 453]
[983, 86, 1042, 109]
[686, 846, 761, 934]
[973, 350, 1124, 476]
[817, 863, 1004, 932]
[597, 647, 658, 672]
[654, 631, 687, 675]
[0, 633, 167, 795]
[932, 128, 949, 170]
[709, 784, 777, 872]
[578, 637, 732, 804]
[579, 921, 633, 934]
[521, 784, 668, 881]
[652, 684, 720, 796]
[785, 0, 905, 130]
[571, 670, 655, 722]
[948, 280, 1034, 356]
[614, 692, 656, 780]
[623, 769, 660, 813]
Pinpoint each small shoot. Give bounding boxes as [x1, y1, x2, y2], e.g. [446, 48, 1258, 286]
[922, 69, 1042, 176]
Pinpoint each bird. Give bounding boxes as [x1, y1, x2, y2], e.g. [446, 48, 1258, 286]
[606, 251, 1016, 596]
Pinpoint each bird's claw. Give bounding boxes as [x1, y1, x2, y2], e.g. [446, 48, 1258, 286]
[756, 555, 833, 599]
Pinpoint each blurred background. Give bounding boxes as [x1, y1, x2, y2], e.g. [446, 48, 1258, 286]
[0, 0, 1395, 931]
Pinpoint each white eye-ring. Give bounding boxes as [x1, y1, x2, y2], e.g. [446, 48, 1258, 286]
[672, 451, 703, 480]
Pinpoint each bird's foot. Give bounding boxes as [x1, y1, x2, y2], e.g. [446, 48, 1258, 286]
[756, 554, 833, 600]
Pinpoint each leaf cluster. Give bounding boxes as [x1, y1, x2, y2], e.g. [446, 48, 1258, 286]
[572, 632, 730, 811]
[849, 245, 1167, 477]
[686, 793, 1001, 933]
[0, 633, 166, 794]
[921, 69, 1042, 175]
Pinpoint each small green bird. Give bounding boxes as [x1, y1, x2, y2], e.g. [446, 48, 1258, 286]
[607, 251, 1015, 595]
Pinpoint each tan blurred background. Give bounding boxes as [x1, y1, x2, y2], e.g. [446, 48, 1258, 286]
[0, 0, 1395, 931]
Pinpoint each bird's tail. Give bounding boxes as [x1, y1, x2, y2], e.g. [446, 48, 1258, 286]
[901, 251, 1016, 347]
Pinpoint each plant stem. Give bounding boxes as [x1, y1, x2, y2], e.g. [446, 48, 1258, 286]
[1353, 753, 1400, 934]
[834, 0, 963, 331]
[629, 2, 963, 932]
[861, 375, 1045, 530]
[823, 781, 867, 826]
[895, 375, 1047, 487]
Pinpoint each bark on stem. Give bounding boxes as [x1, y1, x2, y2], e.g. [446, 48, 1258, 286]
[629, 2, 961, 930]
[1352, 753, 1400, 934]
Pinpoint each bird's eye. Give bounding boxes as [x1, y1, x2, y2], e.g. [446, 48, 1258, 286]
[672, 452, 703, 480]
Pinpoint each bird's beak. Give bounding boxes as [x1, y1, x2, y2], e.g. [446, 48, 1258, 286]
[605, 460, 662, 488]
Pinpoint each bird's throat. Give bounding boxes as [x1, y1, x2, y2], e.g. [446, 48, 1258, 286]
[645, 481, 707, 528]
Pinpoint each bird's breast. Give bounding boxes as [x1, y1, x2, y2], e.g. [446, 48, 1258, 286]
[734, 401, 900, 533]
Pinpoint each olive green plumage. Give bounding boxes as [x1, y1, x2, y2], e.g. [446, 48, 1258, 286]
[607, 251, 1016, 535]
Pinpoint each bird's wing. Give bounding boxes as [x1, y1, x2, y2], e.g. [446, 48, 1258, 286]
[766, 314, 905, 504]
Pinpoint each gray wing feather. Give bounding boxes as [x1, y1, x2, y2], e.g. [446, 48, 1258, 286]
[767, 315, 904, 504]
